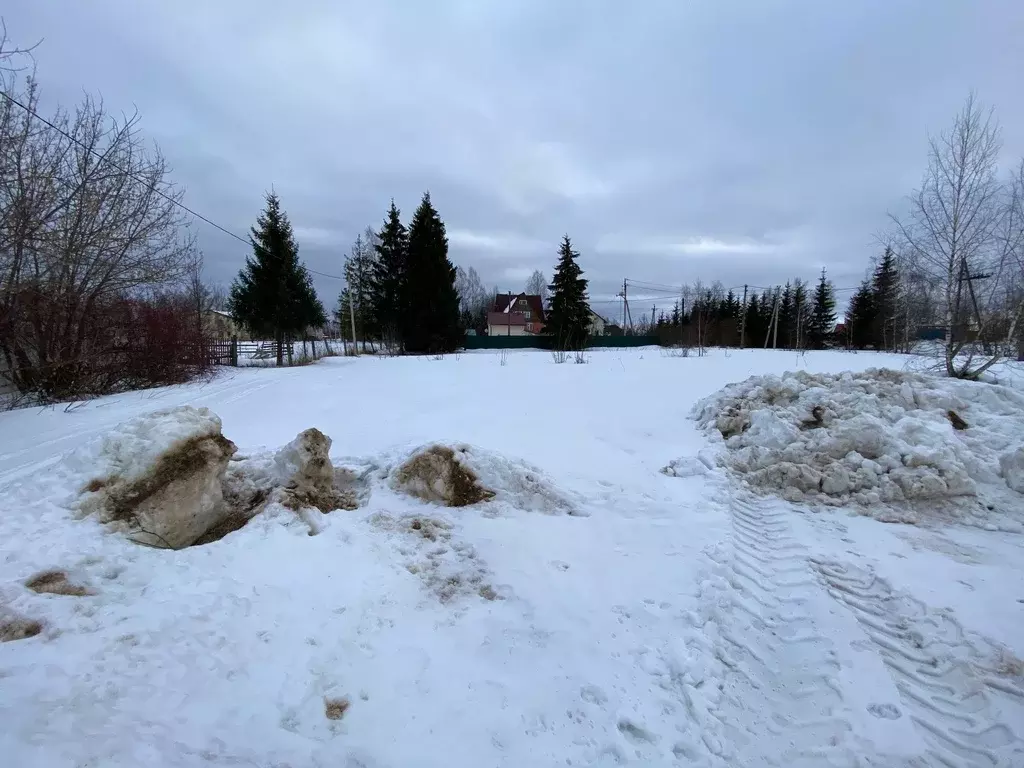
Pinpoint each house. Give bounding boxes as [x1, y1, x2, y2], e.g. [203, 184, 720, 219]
[588, 309, 606, 336]
[487, 293, 546, 336]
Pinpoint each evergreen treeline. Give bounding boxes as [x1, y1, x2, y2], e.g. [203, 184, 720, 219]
[332, 193, 463, 354]
[845, 247, 906, 351]
[650, 269, 838, 350]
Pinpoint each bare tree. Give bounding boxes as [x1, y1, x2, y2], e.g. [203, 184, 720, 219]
[890, 94, 1024, 378]
[682, 279, 716, 355]
[455, 265, 489, 332]
[1, 69, 198, 398]
[525, 269, 548, 302]
[0, 18, 39, 74]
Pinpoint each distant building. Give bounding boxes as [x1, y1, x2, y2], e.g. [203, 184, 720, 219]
[487, 293, 546, 336]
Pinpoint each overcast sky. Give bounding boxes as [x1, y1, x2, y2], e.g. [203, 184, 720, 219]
[6, 1, 1024, 319]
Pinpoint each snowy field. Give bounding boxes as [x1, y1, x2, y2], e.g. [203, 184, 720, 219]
[1, 348, 1022, 767]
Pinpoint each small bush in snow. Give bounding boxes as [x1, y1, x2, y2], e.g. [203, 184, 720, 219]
[661, 345, 691, 358]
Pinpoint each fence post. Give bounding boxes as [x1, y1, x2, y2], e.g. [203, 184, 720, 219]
[230, 335, 238, 367]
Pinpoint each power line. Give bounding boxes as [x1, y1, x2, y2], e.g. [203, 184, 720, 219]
[0, 88, 348, 282]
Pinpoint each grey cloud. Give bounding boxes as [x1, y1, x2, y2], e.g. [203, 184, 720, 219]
[5, 0, 1024, 311]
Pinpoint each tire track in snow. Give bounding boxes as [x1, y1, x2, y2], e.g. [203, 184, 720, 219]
[812, 558, 1024, 768]
[702, 494, 858, 767]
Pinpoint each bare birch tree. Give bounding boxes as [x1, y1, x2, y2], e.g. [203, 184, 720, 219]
[525, 269, 548, 302]
[890, 94, 1024, 378]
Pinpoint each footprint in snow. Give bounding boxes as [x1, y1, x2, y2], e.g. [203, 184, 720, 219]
[867, 703, 902, 720]
[580, 684, 609, 707]
[617, 718, 658, 745]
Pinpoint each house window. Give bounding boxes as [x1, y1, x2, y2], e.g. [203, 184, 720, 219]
[518, 299, 528, 307]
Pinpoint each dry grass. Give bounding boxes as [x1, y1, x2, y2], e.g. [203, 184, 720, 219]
[394, 445, 495, 507]
[25, 570, 93, 596]
[0, 614, 43, 643]
[325, 696, 350, 720]
[478, 584, 499, 601]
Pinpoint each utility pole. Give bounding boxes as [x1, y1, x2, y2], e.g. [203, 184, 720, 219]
[739, 284, 748, 348]
[618, 278, 634, 334]
[507, 291, 512, 336]
[772, 289, 780, 349]
[765, 289, 780, 349]
[651, 305, 656, 328]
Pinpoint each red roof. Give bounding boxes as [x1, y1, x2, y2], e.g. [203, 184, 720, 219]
[492, 293, 545, 321]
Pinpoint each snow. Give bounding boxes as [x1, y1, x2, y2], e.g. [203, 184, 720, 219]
[693, 368, 1024, 528]
[1, 348, 1022, 767]
[67, 404, 224, 488]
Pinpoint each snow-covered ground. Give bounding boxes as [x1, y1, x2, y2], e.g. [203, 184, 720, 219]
[1, 348, 1022, 767]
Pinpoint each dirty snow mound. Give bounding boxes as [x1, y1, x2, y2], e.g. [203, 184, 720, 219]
[69, 405, 225, 486]
[225, 431, 365, 515]
[73, 406, 238, 548]
[693, 369, 1024, 526]
[390, 443, 582, 515]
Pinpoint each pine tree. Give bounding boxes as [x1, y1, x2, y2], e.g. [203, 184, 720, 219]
[229, 191, 325, 366]
[369, 200, 409, 349]
[778, 284, 794, 350]
[403, 192, 461, 354]
[871, 247, 901, 351]
[808, 268, 837, 349]
[545, 235, 590, 350]
[744, 294, 761, 347]
[847, 279, 876, 349]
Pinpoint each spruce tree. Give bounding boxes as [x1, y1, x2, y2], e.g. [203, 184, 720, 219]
[744, 294, 761, 347]
[808, 268, 837, 349]
[369, 200, 409, 349]
[792, 280, 809, 349]
[229, 192, 325, 365]
[847, 279, 876, 349]
[778, 284, 794, 350]
[871, 247, 901, 351]
[404, 192, 461, 353]
[545, 235, 590, 350]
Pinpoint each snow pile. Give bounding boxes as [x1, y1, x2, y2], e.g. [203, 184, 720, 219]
[694, 369, 1024, 524]
[74, 406, 238, 548]
[225, 432, 364, 512]
[68, 405, 227, 486]
[390, 443, 582, 515]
